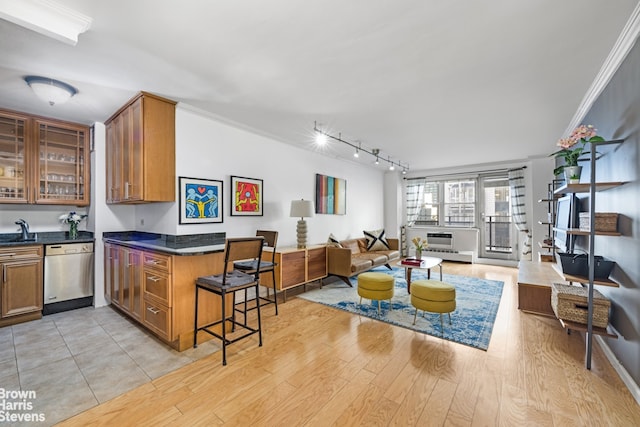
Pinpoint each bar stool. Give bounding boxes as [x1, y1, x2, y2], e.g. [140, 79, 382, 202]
[234, 230, 279, 317]
[193, 237, 264, 365]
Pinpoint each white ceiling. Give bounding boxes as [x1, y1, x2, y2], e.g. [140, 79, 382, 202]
[0, 0, 638, 172]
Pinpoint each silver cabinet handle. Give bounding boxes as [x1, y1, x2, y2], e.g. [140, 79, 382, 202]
[147, 306, 160, 314]
[147, 276, 161, 282]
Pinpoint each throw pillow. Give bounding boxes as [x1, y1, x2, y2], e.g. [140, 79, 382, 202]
[363, 229, 390, 251]
[327, 233, 342, 247]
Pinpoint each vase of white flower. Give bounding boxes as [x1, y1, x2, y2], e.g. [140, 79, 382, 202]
[69, 222, 78, 239]
[59, 211, 87, 239]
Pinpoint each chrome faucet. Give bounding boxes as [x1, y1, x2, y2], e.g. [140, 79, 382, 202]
[15, 219, 29, 241]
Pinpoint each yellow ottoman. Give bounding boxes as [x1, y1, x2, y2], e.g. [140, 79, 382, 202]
[410, 280, 456, 333]
[357, 272, 394, 314]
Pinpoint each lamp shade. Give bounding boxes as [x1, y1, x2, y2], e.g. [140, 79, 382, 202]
[24, 76, 77, 106]
[290, 199, 314, 218]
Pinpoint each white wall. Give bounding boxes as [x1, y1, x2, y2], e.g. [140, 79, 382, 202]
[134, 106, 388, 246]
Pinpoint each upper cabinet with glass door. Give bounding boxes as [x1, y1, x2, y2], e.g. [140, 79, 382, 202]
[0, 111, 28, 202]
[35, 118, 89, 205]
[0, 109, 90, 206]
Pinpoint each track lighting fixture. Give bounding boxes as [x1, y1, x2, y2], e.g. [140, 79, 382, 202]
[313, 123, 408, 172]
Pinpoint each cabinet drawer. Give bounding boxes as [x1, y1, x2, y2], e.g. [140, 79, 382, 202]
[143, 252, 171, 273]
[0, 245, 43, 261]
[143, 269, 171, 306]
[142, 299, 172, 341]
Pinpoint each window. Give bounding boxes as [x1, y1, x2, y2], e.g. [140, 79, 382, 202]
[444, 180, 475, 227]
[406, 178, 476, 227]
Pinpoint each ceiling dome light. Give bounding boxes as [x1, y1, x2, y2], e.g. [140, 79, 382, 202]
[24, 75, 77, 106]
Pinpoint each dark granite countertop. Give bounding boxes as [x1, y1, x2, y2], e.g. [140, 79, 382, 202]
[103, 231, 226, 255]
[0, 231, 94, 247]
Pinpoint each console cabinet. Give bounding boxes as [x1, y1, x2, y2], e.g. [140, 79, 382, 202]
[104, 242, 225, 350]
[0, 109, 90, 205]
[105, 92, 176, 204]
[266, 245, 327, 296]
[0, 245, 43, 327]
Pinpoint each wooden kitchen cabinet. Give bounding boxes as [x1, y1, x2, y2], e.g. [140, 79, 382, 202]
[104, 242, 224, 351]
[105, 92, 176, 204]
[268, 245, 327, 294]
[0, 109, 89, 205]
[105, 244, 144, 320]
[0, 245, 43, 327]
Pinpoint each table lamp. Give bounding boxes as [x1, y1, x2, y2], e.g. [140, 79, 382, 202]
[290, 199, 314, 248]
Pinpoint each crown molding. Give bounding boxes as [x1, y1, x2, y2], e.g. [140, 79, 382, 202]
[0, 0, 92, 45]
[564, 3, 640, 136]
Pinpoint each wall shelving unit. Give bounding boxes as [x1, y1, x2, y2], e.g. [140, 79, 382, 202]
[553, 139, 624, 369]
[537, 179, 563, 262]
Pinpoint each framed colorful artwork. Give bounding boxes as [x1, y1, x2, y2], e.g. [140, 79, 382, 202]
[178, 177, 223, 224]
[230, 175, 263, 216]
[315, 173, 347, 214]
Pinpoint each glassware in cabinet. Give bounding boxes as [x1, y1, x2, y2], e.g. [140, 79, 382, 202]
[35, 119, 89, 205]
[0, 112, 28, 202]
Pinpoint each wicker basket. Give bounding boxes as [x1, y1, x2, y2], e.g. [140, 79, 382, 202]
[579, 212, 618, 232]
[551, 283, 610, 328]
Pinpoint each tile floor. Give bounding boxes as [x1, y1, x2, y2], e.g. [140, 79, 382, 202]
[0, 306, 220, 426]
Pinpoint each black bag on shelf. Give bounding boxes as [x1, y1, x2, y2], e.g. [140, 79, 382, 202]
[557, 253, 615, 279]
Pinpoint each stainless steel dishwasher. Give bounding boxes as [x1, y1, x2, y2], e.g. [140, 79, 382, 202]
[43, 242, 94, 315]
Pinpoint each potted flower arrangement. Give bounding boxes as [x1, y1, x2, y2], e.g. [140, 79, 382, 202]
[411, 236, 428, 260]
[550, 124, 604, 181]
[59, 211, 87, 239]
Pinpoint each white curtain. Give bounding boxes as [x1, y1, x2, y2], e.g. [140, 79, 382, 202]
[405, 180, 425, 225]
[508, 168, 531, 260]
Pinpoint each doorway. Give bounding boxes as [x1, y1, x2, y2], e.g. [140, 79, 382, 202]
[479, 175, 517, 260]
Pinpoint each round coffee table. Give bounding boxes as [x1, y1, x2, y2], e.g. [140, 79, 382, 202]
[396, 257, 443, 293]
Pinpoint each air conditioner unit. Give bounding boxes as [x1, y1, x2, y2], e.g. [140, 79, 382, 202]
[427, 232, 453, 250]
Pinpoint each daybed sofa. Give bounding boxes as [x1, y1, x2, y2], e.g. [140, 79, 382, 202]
[327, 236, 400, 286]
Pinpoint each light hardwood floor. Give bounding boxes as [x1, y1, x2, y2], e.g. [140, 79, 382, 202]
[59, 263, 640, 426]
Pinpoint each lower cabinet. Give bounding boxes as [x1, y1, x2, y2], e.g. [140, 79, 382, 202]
[0, 246, 43, 326]
[104, 242, 224, 351]
[268, 245, 327, 291]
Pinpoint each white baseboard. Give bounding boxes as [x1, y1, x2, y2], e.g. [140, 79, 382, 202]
[595, 331, 640, 405]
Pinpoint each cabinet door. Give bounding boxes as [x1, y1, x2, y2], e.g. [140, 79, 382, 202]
[105, 121, 119, 203]
[35, 119, 89, 206]
[0, 111, 28, 203]
[121, 247, 132, 313]
[278, 250, 306, 289]
[110, 246, 122, 307]
[307, 247, 327, 282]
[104, 244, 114, 303]
[125, 97, 143, 202]
[1, 259, 43, 318]
[129, 249, 143, 319]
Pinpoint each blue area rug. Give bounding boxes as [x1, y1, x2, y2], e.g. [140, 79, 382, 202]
[298, 266, 504, 350]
